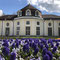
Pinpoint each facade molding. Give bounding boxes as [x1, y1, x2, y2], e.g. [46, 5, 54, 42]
[14, 16, 43, 20]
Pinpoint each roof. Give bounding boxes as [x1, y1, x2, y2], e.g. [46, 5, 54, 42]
[0, 15, 17, 20]
[19, 4, 41, 12]
[42, 14, 60, 20]
[0, 14, 60, 20]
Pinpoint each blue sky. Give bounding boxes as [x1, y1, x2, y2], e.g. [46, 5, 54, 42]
[0, 0, 27, 14]
[0, 0, 60, 16]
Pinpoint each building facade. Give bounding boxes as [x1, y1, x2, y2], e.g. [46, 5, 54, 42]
[0, 4, 60, 36]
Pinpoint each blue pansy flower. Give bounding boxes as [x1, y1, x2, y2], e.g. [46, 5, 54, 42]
[2, 46, 10, 56]
[10, 52, 16, 60]
[43, 54, 50, 60]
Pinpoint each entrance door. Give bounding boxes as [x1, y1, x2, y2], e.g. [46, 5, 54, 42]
[48, 28, 52, 36]
[58, 28, 60, 36]
[5, 28, 10, 36]
[26, 27, 30, 35]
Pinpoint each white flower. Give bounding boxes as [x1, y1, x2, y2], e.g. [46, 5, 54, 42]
[19, 58, 24, 60]
[59, 57, 60, 60]
[56, 50, 59, 53]
[37, 57, 41, 60]
[15, 58, 18, 60]
[12, 48, 17, 53]
[53, 57, 56, 60]
[2, 58, 5, 60]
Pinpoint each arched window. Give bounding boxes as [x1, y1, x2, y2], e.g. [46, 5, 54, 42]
[48, 23, 51, 26]
[26, 9, 31, 16]
[6, 23, 9, 26]
[35, 10, 39, 16]
[17, 22, 20, 25]
[17, 11, 22, 17]
[37, 22, 40, 25]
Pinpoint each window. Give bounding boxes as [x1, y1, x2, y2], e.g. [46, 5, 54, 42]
[36, 27, 40, 35]
[26, 21, 30, 25]
[17, 22, 20, 25]
[35, 11, 39, 16]
[48, 23, 51, 26]
[59, 23, 60, 26]
[26, 9, 31, 16]
[37, 22, 40, 25]
[6, 23, 9, 26]
[26, 27, 30, 35]
[16, 27, 20, 35]
[48, 28, 52, 36]
[17, 27, 20, 30]
[5, 28, 10, 36]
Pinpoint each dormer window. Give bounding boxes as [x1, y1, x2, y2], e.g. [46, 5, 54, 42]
[26, 9, 31, 16]
[35, 10, 39, 16]
[17, 11, 22, 17]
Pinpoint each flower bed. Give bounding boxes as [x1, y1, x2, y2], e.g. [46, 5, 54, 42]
[0, 38, 60, 60]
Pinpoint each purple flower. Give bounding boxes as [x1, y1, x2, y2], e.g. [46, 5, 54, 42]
[38, 42, 43, 49]
[15, 39, 19, 43]
[45, 44, 49, 50]
[29, 42, 33, 47]
[21, 38, 26, 40]
[40, 38, 47, 44]
[29, 38, 33, 42]
[2, 40, 9, 47]
[48, 39, 52, 43]
[34, 39, 39, 43]
[47, 51, 53, 60]
[11, 39, 13, 42]
[52, 46, 57, 53]
[33, 47, 39, 55]
[10, 52, 16, 60]
[19, 40, 21, 44]
[2, 46, 10, 56]
[51, 43, 54, 47]
[0, 55, 1, 59]
[32, 43, 37, 49]
[16, 41, 19, 48]
[42, 48, 47, 56]
[56, 43, 59, 47]
[3, 39, 7, 42]
[12, 43, 15, 48]
[23, 44, 29, 53]
[43, 54, 50, 60]
[40, 44, 43, 49]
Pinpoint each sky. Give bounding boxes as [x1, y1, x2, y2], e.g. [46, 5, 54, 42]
[0, 0, 60, 16]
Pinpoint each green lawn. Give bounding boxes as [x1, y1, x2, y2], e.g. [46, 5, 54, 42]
[0, 36, 60, 39]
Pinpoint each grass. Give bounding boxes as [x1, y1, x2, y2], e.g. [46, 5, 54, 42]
[0, 36, 60, 39]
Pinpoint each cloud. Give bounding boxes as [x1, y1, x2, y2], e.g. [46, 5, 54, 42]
[27, 0, 60, 13]
[0, 10, 3, 16]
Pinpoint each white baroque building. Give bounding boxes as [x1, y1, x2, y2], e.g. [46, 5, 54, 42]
[0, 4, 60, 36]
